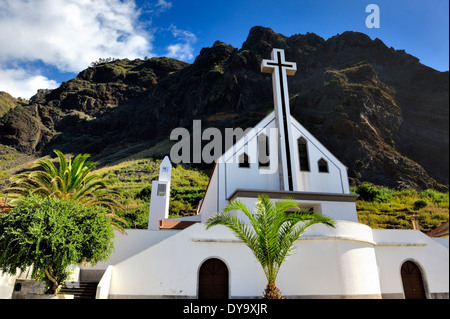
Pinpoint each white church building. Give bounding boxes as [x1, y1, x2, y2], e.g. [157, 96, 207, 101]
[1, 49, 448, 299]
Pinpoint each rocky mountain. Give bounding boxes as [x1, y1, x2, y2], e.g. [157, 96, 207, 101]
[0, 92, 19, 118]
[0, 26, 448, 190]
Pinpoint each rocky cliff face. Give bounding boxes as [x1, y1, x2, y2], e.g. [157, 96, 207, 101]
[0, 26, 448, 190]
[0, 92, 18, 118]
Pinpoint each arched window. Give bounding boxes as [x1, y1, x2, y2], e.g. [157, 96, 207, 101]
[238, 153, 250, 168]
[401, 260, 426, 299]
[258, 133, 270, 168]
[198, 258, 229, 299]
[318, 158, 329, 173]
[297, 137, 309, 171]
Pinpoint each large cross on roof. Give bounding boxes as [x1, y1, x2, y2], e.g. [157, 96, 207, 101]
[261, 48, 297, 191]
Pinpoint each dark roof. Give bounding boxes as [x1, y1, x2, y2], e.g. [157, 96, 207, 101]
[428, 221, 449, 238]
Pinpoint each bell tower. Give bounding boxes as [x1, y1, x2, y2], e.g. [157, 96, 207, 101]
[148, 156, 172, 230]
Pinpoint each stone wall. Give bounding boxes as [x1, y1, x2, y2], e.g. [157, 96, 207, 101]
[11, 279, 73, 299]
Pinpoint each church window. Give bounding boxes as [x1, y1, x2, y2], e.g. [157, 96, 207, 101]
[318, 158, 329, 173]
[157, 183, 167, 196]
[297, 138, 310, 171]
[258, 133, 270, 168]
[238, 153, 250, 168]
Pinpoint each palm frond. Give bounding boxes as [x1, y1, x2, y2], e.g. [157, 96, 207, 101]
[34, 158, 59, 178]
[206, 211, 258, 253]
[54, 150, 68, 179]
[4, 150, 126, 234]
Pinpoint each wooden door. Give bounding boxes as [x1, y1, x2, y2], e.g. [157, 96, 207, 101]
[401, 261, 426, 299]
[198, 258, 229, 299]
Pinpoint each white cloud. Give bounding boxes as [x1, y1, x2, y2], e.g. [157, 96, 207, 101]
[155, 0, 172, 12]
[165, 25, 197, 61]
[0, 0, 153, 98]
[0, 0, 152, 71]
[0, 68, 59, 99]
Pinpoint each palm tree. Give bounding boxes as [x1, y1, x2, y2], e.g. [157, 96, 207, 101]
[205, 194, 335, 299]
[6, 150, 126, 233]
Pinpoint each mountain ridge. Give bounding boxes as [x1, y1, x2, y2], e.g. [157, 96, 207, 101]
[0, 26, 448, 191]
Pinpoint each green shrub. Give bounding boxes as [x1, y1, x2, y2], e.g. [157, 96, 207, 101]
[376, 187, 393, 203]
[117, 209, 149, 229]
[354, 184, 393, 203]
[171, 187, 205, 206]
[354, 183, 379, 201]
[335, 104, 344, 112]
[169, 199, 193, 216]
[414, 199, 428, 210]
[136, 185, 152, 201]
[356, 186, 448, 230]
[420, 189, 449, 206]
[0, 195, 114, 294]
[398, 189, 417, 197]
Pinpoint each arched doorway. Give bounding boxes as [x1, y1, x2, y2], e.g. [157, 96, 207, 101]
[401, 260, 426, 299]
[198, 258, 229, 299]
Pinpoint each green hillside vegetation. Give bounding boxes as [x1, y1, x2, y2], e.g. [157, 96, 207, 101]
[0, 145, 34, 189]
[0, 91, 29, 118]
[353, 184, 449, 233]
[0, 92, 19, 118]
[93, 158, 210, 229]
[86, 163, 450, 232]
[1, 153, 448, 232]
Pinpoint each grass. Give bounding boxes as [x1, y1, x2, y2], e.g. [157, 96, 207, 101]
[0, 91, 25, 117]
[1, 149, 448, 233]
[353, 184, 449, 233]
[0, 145, 35, 191]
[103, 160, 448, 232]
[0, 153, 210, 229]
[94, 158, 210, 228]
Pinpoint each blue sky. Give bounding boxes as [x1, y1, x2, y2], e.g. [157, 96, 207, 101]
[0, 0, 448, 99]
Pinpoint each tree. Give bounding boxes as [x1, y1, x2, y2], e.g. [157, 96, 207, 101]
[90, 57, 117, 66]
[0, 195, 115, 294]
[5, 150, 126, 233]
[205, 195, 335, 299]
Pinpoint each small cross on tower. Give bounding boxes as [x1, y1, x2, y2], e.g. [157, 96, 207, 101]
[261, 48, 297, 191]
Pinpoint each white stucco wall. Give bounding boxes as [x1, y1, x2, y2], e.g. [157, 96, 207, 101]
[106, 221, 386, 298]
[372, 229, 449, 298]
[218, 196, 359, 223]
[108, 224, 262, 298]
[0, 271, 18, 299]
[218, 114, 351, 198]
[278, 222, 381, 298]
[0, 267, 34, 299]
[88, 229, 179, 270]
[221, 116, 281, 199]
[199, 112, 354, 223]
[290, 118, 350, 194]
[199, 165, 219, 223]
